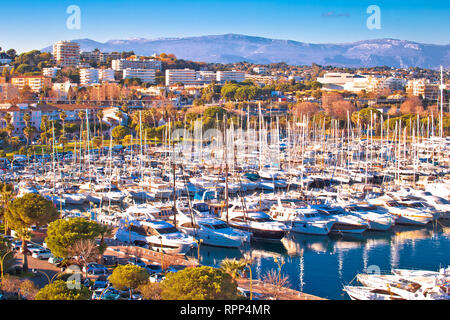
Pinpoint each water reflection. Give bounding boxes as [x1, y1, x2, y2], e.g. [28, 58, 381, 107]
[195, 220, 450, 299]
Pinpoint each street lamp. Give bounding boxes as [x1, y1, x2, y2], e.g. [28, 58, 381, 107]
[158, 236, 164, 270]
[0, 250, 14, 280]
[245, 261, 253, 300]
[194, 239, 203, 265]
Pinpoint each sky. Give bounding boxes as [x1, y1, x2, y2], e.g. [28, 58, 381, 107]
[1, 0, 449, 53]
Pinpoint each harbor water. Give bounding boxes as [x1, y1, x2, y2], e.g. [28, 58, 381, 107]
[193, 221, 450, 300]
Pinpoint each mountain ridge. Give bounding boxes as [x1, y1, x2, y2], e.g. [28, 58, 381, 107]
[41, 34, 450, 68]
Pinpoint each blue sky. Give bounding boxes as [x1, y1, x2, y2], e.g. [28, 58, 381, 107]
[1, 0, 449, 53]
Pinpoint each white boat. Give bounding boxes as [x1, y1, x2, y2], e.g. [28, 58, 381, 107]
[176, 212, 250, 248]
[224, 204, 287, 241]
[344, 203, 394, 231]
[357, 273, 450, 300]
[368, 197, 434, 226]
[343, 285, 405, 300]
[114, 219, 197, 255]
[269, 201, 335, 235]
[411, 190, 450, 219]
[63, 193, 86, 205]
[311, 205, 368, 234]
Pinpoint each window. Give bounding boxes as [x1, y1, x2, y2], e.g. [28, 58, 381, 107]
[156, 227, 178, 234]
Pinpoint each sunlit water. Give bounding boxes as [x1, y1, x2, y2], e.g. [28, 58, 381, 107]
[189, 220, 450, 300]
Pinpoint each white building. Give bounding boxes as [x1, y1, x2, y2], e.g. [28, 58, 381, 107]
[53, 41, 80, 67]
[253, 66, 268, 75]
[288, 75, 304, 82]
[112, 59, 161, 71]
[165, 69, 197, 86]
[99, 69, 115, 82]
[216, 70, 245, 83]
[52, 81, 76, 100]
[42, 67, 60, 78]
[79, 68, 100, 86]
[196, 71, 216, 83]
[123, 68, 155, 83]
[317, 72, 358, 90]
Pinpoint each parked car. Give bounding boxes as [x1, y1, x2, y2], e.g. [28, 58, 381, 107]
[90, 279, 109, 291]
[92, 287, 120, 300]
[32, 249, 52, 259]
[149, 273, 165, 283]
[83, 263, 108, 274]
[48, 255, 63, 265]
[145, 263, 163, 275]
[127, 257, 146, 268]
[27, 244, 43, 254]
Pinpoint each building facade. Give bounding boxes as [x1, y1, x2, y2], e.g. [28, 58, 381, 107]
[53, 41, 80, 67]
[111, 59, 161, 71]
[165, 69, 197, 86]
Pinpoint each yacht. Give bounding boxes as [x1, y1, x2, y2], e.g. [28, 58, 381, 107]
[368, 197, 434, 226]
[269, 201, 335, 235]
[357, 273, 450, 300]
[114, 219, 197, 255]
[343, 285, 405, 300]
[176, 212, 251, 248]
[344, 203, 395, 231]
[224, 203, 287, 241]
[311, 204, 368, 234]
[410, 190, 450, 219]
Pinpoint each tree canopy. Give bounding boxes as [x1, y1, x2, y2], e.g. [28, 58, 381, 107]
[45, 217, 107, 258]
[160, 266, 239, 300]
[35, 280, 91, 300]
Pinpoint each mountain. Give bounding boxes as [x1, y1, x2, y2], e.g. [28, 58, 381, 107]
[42, 34, 450, 68]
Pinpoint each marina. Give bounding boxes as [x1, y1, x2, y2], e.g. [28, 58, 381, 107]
[1, 103, 449, 300]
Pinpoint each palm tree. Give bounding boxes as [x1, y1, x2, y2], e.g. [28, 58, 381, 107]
[3, 112, 11, 129]
[220, 258, 247, 282]
[59, 135, 68, 154]
[0, 182, 14, 235]
[23, 126, 36, 149]
[6, 123, 14, 140]
[23, 113, 31, 128]
[40, 115, 48, 146]
[59, 111, 67, 137]
[96, 110, 104, 138]
[115, 109, 123, 125]
[98, 224, 113, 260]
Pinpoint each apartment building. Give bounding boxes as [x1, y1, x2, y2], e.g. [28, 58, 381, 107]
[42, 67, 60, 78]
[53, 41, 80, 67]
[123, 68, 156, 83]
[81, 50, 121, 63]
[80, 68, 115, 86]
[52, 81, 76, 100]
[196, 71, 216, 83]
[111, 58, 161, 71]
[317, 72, 358, 90]
[0, 84, 19, 101]
[165, 69, 197, 86]
[406, 79, 439, 100]
[11, 76, 52, 92]
[216, 70, 246, 83]
[79, 68, 100, 86]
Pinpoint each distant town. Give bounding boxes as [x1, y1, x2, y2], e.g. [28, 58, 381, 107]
[0, 40, 448, 151]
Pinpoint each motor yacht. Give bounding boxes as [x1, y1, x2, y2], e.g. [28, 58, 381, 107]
[223, 203, 287, 241]
[343, 203, 395, 231]
[176, 212, 250, 248]
[114, 219, 197, 255]
[311, 204, 368, 234]
[269, 200, 335, 235]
